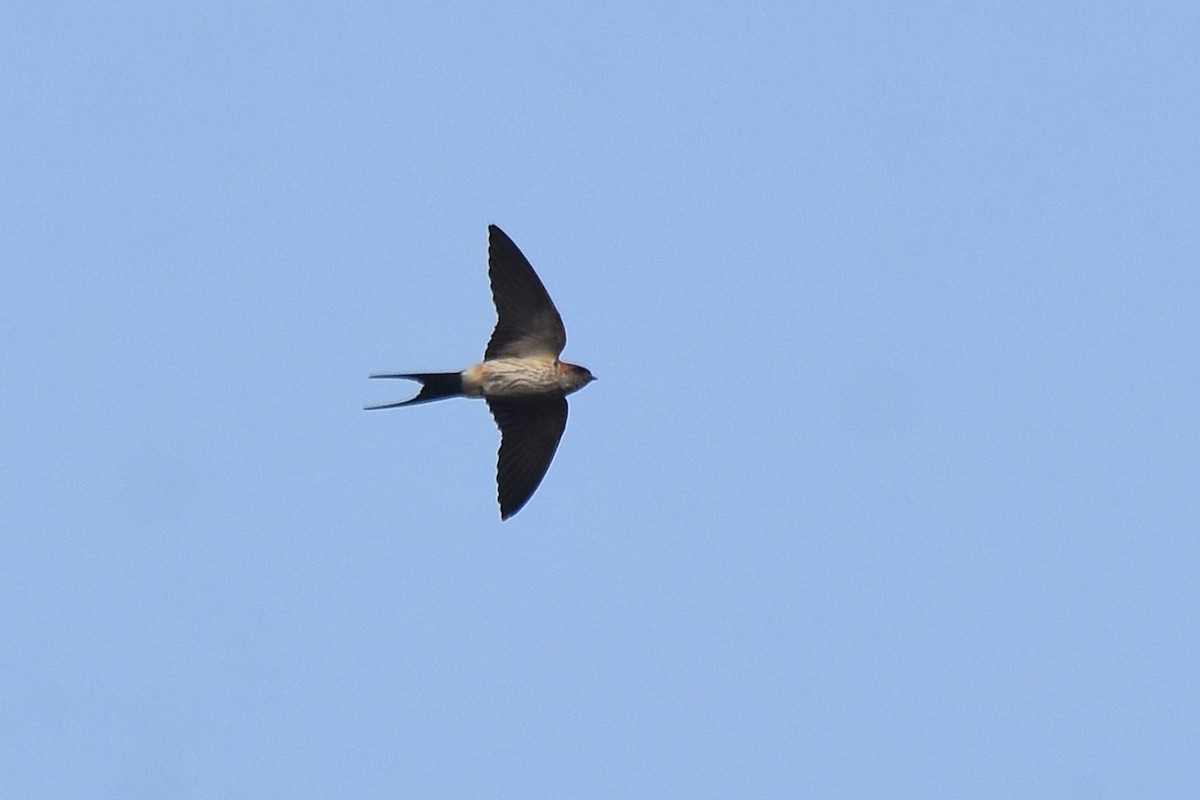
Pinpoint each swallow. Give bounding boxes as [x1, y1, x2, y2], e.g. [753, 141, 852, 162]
[366, 225, 596, 520]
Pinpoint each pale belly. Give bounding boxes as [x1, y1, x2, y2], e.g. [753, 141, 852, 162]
[463, 358, 560, 397]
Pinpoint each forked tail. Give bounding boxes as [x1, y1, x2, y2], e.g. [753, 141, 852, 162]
[364, 371, 464, 410]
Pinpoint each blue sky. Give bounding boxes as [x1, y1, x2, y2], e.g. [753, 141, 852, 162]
[3, 2, 1198, 797]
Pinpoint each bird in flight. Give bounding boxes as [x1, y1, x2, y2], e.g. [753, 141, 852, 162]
[366, 225, 596, 520]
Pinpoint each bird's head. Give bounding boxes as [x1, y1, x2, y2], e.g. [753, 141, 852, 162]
[558, 362, 596, 394]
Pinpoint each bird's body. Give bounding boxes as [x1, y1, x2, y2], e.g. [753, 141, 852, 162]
[463, 357, 594, 398]
[366, 225, 595, 520]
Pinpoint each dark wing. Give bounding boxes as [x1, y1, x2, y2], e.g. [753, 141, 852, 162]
[487, 395, 568, 520]
[485, 225, 566, 360]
